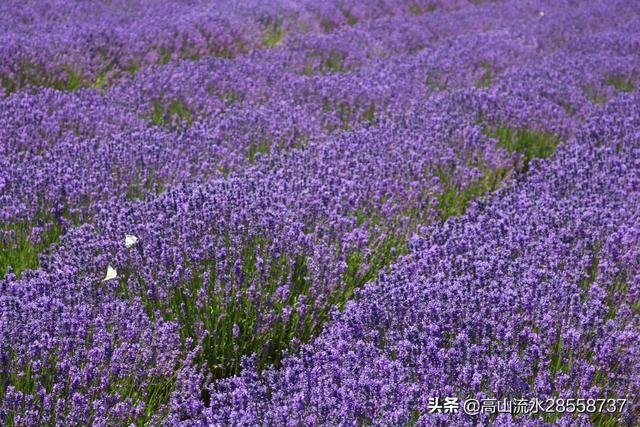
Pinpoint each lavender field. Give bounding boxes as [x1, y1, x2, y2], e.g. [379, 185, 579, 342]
[1, 0, 639, 425]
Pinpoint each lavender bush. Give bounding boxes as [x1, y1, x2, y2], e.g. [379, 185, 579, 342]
[1, 0, 639, 425]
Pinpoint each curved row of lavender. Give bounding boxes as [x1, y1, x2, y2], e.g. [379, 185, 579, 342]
[0, 0, 639, 425]
[200, 90, 640, 427]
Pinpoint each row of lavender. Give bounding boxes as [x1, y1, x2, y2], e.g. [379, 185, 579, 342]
[200, 91, 640, 426]
[0, 0, 469, 95]
[2, 0, 638, 277]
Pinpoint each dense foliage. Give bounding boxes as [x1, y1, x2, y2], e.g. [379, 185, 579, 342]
[1, 0, 638, 425]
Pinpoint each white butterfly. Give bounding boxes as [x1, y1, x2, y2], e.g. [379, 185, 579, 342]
[125, 234, 139, 248]
[102, 265, 118, 282]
